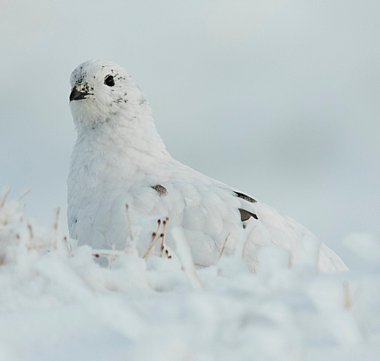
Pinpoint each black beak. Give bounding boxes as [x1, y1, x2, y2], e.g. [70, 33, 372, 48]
[69, 87, 89, 102]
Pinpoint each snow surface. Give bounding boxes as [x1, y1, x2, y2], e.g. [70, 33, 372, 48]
[0, 189, 379, 361]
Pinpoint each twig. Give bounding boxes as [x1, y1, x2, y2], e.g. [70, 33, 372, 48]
[53, 208, 60, 232]
[63, 236, 72, 255]
[52, 208, 61, 249]
[124, 204, 134, 241]
[0, 188, 11, 208]
[218, 233, 231, 259]
[143, 231, 160, 259]
[17, 189, 31, 201]
[343, 281, 352, 310]
[159, 217, 169, 257]
[92, 248, 122, 265]
[27, 223, 34, 240]
[143, 219, 162, 259]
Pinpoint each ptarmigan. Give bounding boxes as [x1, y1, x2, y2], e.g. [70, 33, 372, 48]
[68, 60, 347, 272]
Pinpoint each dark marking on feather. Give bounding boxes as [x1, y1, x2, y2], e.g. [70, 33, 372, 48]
[239, 208, 258, 222]
[151, 184, 167, 196]
[234, 191, 257, 203]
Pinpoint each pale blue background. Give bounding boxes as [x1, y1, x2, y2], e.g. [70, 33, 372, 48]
[1, 0, 379, 256]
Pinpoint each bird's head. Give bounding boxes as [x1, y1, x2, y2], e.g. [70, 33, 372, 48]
[69, 60, 149, 131]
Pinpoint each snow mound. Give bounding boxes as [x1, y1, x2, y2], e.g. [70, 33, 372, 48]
[0, 189, 379, 361]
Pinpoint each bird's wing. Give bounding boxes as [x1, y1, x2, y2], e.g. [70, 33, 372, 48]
[124, 159, 347, 272]
[239, 199, 348, 272]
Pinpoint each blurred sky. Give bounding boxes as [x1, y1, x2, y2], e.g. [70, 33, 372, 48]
[1, 0, 379, 256]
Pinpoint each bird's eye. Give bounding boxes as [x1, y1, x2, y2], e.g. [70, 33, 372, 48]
[104, 75, 115, 87]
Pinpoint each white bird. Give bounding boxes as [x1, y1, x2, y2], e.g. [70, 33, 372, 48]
[68, 60, 347, 272]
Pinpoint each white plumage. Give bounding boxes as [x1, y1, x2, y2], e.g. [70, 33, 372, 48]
[68, 60, 347, 272]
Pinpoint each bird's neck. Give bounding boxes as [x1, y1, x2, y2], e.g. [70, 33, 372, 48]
[75, 111, 170, 161]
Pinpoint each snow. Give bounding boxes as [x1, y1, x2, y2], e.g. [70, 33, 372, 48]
[0, 189, 379, 361]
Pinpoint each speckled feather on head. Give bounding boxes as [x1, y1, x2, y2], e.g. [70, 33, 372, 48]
[67, 60, 348, 273]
